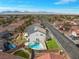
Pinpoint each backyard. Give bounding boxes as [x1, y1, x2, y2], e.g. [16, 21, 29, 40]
[46, 38, 60, 50]
[13, 50, 30, 59]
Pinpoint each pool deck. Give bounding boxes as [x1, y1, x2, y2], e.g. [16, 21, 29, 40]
[41, 41, 47, 50]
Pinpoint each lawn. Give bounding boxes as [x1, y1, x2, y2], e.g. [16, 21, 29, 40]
[14, 50, 29, 59]
[46, 38, 60, 50]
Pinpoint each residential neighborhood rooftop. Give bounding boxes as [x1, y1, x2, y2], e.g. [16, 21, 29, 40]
[0, 26, 6, 32]
[5, 20, 25, 31]
[35, 52, 64, 59]
[0, 20, 25, 32]
[26, 23, 46, 35]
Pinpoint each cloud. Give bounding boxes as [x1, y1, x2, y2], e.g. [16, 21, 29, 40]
[54, 0, 77, 4]
[0, 6, 79, 14]
[47, 8, 79, 14]
[0, 6, 45, 12]
[0, 7, 17, 11]
[0, 7, 25, 12]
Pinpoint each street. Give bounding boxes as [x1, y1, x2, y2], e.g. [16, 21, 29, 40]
[44, 22, 79, 59]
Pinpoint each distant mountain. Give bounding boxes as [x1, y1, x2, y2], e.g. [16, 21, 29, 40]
[0, 10, 50, 13]
[0, 10, 56, 15]
[0, 11, 22, 13]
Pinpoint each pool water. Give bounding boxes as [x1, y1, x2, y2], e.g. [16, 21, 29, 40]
[28, 42, 42, 50]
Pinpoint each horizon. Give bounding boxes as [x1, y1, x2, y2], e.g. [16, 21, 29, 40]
[0, 0, 79, 14]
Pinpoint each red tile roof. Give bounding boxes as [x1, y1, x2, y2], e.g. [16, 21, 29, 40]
[0, 26, 6, 32]
[72, 29, 79, 35]
[51, 53, 64, 59]
[35, 53, 51, 59]
[5, 20, 24, 31]
[0, 20, 25, 32]
[0, 52, 25, 59]
[35, 52, 64, 59]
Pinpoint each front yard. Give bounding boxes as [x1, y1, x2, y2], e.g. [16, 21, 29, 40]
[46, 38, 60, 50]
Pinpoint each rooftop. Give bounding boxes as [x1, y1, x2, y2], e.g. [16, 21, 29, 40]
[25, 23, 46, 35]
[72, 29, 79, 35]
[35, 52, 64, 59]
[5, 20, 25, 31]
[0, 26, 6, 32]
[0, 20, 25, 32]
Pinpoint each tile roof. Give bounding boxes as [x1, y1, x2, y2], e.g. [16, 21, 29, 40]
[5, 20, 25, 31]
[0, 26, 6, 32]
[51, 53, 64, 59]
[26, 23, 46, 35]
[0, 20, 25, 32]
[35, 52, 64, 59]
[72, 29, 79, 35]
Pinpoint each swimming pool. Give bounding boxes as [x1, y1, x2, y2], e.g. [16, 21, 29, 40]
[28, 42, 44, 50]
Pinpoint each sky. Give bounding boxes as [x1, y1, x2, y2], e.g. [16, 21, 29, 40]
[0, 0, 79, 14]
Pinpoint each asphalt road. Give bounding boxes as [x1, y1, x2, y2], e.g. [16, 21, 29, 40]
[44, 22, 79, 59]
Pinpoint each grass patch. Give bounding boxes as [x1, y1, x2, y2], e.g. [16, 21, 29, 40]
[14, 50, 29, 59]
[46, 38, 60, 50]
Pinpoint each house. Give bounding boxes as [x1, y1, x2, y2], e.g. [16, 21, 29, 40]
[35, 52, 64, 59]
[0, 26, 6, 32]
[5, 20, 25, 32]
[0, 32, 9, 51]
[54, 21, 64, 28]
[24, 24, 47, 50]
[3, 42, 16, 51]
[70, 29, 79, 37]
[26, 24, 46, 42]
[73, 19, 79, 25]
[0, 52, 25, 59]
[0, 20, 25, 32]
[69, 29, 79, 45]
[66, 20, 79, 36]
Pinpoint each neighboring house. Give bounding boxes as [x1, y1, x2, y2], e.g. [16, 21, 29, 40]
[71, 29, 79, 37]
[54, 21, 64, 28]
[0, 32, 9, 51]
[69, 29, 79, 45]
[35, 52, 64, 59]
[26, 24, 46, 42]
[0, 20, 25, 32]
[5, 20, 25, 32]
[73, 19, 79, 25]
[3, 42, 16, 51]
[0, 26, 6, 32]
